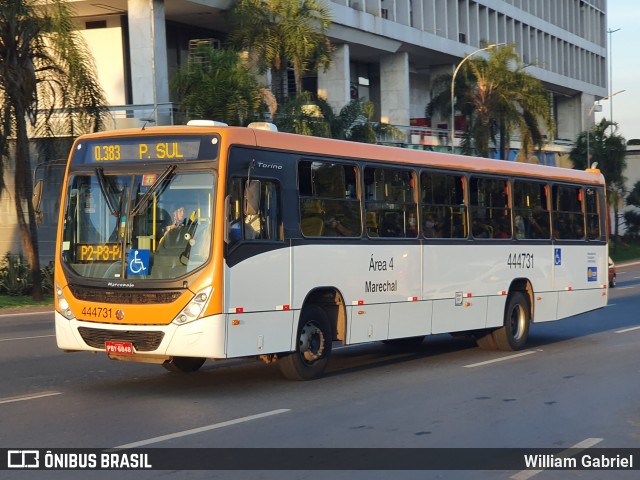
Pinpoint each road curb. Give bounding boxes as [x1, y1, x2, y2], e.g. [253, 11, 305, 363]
[0, 306, 54, 318]
[616, 259, 640, 268]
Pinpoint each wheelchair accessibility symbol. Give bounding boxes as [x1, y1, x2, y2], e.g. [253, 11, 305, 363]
[554, 248, 562, 266]
[127, 249, 150, 276]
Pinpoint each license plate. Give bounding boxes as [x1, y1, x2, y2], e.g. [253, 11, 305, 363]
[105, 341, 134, 355]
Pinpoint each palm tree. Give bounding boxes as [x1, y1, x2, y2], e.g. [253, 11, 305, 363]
[275, 93, 401, 144]
[172, 47, 272, 126]
[229, 0, 333, 104]
[0, 0, 107, 299]
[570, 119, 627, 182]
[427, 44, 554, 160]
[333, 99, 403, 144]
[274, 92, 334, 137]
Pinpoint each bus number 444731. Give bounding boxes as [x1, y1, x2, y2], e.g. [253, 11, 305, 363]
[507, 253, 534, 269]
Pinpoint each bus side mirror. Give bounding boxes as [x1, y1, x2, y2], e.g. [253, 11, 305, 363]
[244, 180, 261, 216]
[33, 180, 44, 224]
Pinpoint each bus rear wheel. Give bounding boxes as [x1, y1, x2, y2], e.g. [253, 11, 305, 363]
[492, 291, 530, 351]
[162, 356, 206, 373]
[279, 305, 332, 381]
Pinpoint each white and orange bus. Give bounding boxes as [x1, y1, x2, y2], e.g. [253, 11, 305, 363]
[54, 121, 608, 380]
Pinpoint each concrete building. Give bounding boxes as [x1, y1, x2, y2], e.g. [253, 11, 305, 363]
[0, 0, 610, 261]
[69, 0, 607, 144]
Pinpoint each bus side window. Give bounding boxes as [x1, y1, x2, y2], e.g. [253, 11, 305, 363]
[298, 160, 361, 238]
[513, 180, 550, 240]
[421, 172, 466, 239]
[364, 166, 417, 238]
[469, 176, 510, 240]
[552, 185, 585, 240]
[585, 187, 601, 240]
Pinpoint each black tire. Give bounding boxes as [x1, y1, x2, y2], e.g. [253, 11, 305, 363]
[162, 356, 206, 373]
[279, 305, 332, 381]
[491, 291, 530, 351]
[609, 274, 616, 288]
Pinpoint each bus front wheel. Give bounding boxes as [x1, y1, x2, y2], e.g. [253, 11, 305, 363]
[279, 305, 332, 381]
[162, 356, 206, 373]
[492, 291, 530, 351]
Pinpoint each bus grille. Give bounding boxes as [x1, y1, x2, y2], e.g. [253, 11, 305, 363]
[69, 286, 182, 304]
[78, 327, 165, 352]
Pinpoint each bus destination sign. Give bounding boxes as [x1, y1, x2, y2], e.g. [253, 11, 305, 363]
[89, 140, 201, 162]
[76, 243, 122, 262]
[73, 136, 219, 164]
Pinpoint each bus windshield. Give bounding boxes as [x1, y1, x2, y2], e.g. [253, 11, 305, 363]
[61, 170, 215, 280]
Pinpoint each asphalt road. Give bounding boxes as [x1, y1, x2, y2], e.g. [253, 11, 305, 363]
[1, 264, 639, 479]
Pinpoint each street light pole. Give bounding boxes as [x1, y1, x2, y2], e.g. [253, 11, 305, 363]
[607, 28, 620, 136]
[586, 90, 625, 165]
[450, 43, 504, 153]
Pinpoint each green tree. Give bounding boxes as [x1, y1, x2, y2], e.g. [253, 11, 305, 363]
[427, 44, 554, 160]
[570, 119, 627, 184]
[623, 208, 640, 238]
[275, 92, 334, 137]
[172, 47, 271, 126]
[229, 0, 333, 104]
[276, 93, 401, 144]
[570, 119, 627, 242]
[626, 180, 640, 210]
[0, 0, 107, 300]
[333, 99, 403, 144]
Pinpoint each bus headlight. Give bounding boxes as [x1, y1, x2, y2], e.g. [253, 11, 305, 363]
[56, 283, 76, 320]
[173, 287, 212, 325]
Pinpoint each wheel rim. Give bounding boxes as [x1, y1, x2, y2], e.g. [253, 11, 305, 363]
[298, 320, 325, 365]
[508, 304, 527, 341]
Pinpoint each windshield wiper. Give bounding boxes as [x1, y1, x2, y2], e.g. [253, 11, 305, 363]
[95, 167, 121, 216]
[130, 165, 177, 217]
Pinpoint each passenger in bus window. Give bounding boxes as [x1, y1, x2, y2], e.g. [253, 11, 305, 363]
[529, 206, 550, 238]
[472, 218, 491, 238]
[164, 206, 187, 234]
[515, 215, 526, 239]
[381, 213, 403, 237]
[406, 211, 418, 237]
[324, 200, 358, 237]
[494, 216, 511, 239]
[424, 215, 437, 237]
[327, 217, 352, 236]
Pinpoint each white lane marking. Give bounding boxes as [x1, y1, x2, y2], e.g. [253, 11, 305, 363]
[0, 334, 55, 342]
[463, 350, 539, 368]
[510, 437, 603, 480]
[114, 409, 291, 449]
[615, 325, 640, 334]
[617, 286, 639, 290]
[0, 391, 62, 405]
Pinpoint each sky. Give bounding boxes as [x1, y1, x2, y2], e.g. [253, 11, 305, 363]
[595, 1, 640, 141]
